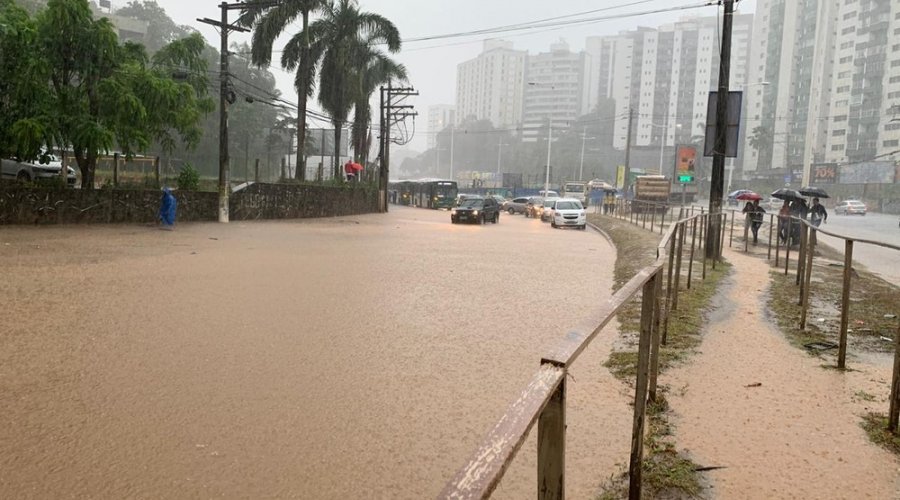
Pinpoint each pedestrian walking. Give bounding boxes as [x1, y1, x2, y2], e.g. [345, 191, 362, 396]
[158, 186, 177, 230]
[748, 199, 765, 245]
[344, 160, 355, 182]
[809, 197, 828, 227]
[778, 200, 790, 244]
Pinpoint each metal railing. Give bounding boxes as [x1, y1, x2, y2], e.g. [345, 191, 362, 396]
[440, 207, 725, 499]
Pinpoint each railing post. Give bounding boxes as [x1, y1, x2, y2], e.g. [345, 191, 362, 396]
[687, 217, 697, 289]
[113, 152, 120, 187]
[767, 213, 774, 260]
[628, 272, 658, 500]
[538, 371, 566, 500]
[800, 227, 816, 330]
[672, 222, 685, 311]
[889, 318, 900, 433]
[663, 230, 677, 345]
[743, 212, 749, 253]
[649, 272, 663, 403]
[838, 240, 854, 370]
[660, 208, 665, 235]
[719, 213, 727, 262]
[701, 215, 708, 280]
[784, 217, 792, 275]
[729, 210, 735, 248]
[650, 208, 656, 233]
[796, 223, 807, 289]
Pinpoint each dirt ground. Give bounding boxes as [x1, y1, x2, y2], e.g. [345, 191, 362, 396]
[667, 246, 900, 499]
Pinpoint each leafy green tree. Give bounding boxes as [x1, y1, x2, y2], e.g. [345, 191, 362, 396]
[307, 0, 401, 179]
[34, 0, 211, 188]
[748, 125, 773, 154]
[239, 0, 327, 180]
[0, 0, 50, 161]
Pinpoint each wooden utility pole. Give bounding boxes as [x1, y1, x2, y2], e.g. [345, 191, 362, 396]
[379, 84, 419, 213]
[623, 107, 634, 190]
[198, 2, 250, 223]
[706, 0, 734, 257]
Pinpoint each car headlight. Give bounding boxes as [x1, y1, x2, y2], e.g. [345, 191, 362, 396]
[579, 211, 585, 216]
[473, 210, 479, 216]
[451, 209, 457, 214]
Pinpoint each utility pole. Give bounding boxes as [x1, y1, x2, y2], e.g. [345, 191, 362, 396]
[496, 137, 507, 179]
[623, 107, 634, 189]
[707, 0, 734, 257]
[379, 84, 418, 212]
[198, 2, 250, 223]
[449, 126, 455, 182]
[579, 126, 587, 181]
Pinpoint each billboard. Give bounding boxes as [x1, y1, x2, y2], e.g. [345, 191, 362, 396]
[811, 163, 837, 185]
[674, 145, 697, 183]
[839, 161, 895, 184]
[616, 165, 626, 189]
[308, 128, 349, 157]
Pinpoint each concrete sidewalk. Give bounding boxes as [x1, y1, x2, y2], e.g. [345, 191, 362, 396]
[666, 245, 900, 498]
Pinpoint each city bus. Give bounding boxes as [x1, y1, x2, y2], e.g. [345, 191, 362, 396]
[410, 179, 458, 209]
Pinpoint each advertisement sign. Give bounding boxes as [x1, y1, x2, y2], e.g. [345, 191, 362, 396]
[674, 145, 696, 183]
[811, 163, 837, 185]
[839, 161, 895, 184]
[616, 165, 626, 189]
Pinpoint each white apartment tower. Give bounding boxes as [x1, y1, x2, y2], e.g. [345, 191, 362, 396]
[455, 40, 526, 128]
[426, 105, 456, 149]
[521, 41, 592, 141]
[743, 0, 837, 179]
[586, 15, 753, 153]
[823, 0, 900, 167]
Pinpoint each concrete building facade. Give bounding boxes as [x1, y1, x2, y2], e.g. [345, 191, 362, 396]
[521, 41, 592, 142]
[455, 40, 526, 129]
[426, 105, 456, 149]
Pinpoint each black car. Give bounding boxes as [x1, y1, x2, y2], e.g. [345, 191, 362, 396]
[451, 197, 500, 224]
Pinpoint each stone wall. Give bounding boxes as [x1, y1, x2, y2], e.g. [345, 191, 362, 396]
[0, 183, 380, 225]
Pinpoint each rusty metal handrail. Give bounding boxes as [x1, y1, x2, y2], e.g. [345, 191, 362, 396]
[441, 207, 723, 499]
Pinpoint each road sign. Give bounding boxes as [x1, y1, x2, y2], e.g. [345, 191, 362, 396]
[678, 174, 694, 183]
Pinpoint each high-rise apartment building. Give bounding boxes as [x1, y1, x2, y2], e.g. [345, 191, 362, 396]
[743, 0, 836, 179]
[823, 0, 900, 167]
[426, 105, 456, 149]
[586, 15, 753, 156]
[521, 41, 592, 141]
[455, 40, 526, 129]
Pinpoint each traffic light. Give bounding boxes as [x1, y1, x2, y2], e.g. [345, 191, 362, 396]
[678, 174, 694, 183]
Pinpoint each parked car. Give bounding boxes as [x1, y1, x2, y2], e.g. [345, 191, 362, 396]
[834, 200, 867, 216]
[450, 196, 500, 224]
[538, 189, 560, 198]
[1, 157, 76, 186]
[488, 194, 506, 207]
[502, 196, 529, 215]
[765, 197, 784, 211]
[524, 196, 544, 218]
[539, 197, 561, 222]
[548, 198, 587, 230]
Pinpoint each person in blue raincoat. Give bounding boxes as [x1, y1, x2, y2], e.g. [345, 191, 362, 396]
[159, 187, 177, 229]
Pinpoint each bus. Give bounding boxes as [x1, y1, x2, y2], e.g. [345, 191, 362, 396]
[561, 181, 589, 206]
[388, 180, 415, 205]
[410, 179, 458, 209]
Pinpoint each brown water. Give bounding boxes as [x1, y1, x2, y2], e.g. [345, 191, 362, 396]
[0, 208, 630, 498]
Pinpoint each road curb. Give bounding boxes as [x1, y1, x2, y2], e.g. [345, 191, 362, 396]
[587, 220, 615, 247]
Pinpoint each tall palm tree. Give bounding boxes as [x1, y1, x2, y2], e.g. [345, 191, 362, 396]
[350, 46, 406, 166]
[306, 0, 401, 179]
[239, 0, 326, 181]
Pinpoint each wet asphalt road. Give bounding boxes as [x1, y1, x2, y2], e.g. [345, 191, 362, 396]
[0, 206, 625, 498]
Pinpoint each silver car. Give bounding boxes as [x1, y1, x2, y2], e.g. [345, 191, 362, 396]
[502, 196, 530, 215]
[1, 157, 76, 186]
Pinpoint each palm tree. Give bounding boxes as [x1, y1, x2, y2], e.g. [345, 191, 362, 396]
[306, 0, 401, 179]
[239, 0, 326, 181]
[350, 45, 406, 166]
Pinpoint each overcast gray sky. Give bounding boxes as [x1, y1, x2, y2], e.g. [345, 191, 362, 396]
[149, 0, 757, 151]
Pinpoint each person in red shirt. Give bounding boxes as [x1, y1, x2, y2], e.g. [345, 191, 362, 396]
[344, 160, 355, 181]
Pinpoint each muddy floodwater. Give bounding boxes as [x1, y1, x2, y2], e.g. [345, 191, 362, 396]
[0, 207, 628, 498]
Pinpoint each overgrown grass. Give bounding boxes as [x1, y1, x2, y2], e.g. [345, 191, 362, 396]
[767, 249, 900, 356]
[860, 413, 900, 455]
[590, 213, 730, 499]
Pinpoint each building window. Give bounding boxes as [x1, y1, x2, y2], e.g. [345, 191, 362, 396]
[891, 76, 900, 84]
[839, 56, 852, 63]
[889, 91, 900, 99]
[835, 99, 849, 107]
[893, 60, 900, 68]
[840, 41, 854, 49]
[834, 115, 848, 121]
[837, 85, 850, 93]
[831, 145, 845, 151]
[841, 27, 855, 35]
[832, 129, 846, 136]
[886, 123, 900, 131]
[843, 11, 857, 19]
[884, 140, 900, 147]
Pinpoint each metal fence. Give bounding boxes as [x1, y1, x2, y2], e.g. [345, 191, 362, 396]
[440, 204, 726, 499]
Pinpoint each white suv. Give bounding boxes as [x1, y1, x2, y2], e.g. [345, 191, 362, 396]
[548, 198, 587, 230]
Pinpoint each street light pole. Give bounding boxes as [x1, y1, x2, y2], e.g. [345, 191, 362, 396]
[449, 126, 455, 182]
[579, 126, 587, 181]
[496, 138, 508, 179]
[658, 112, 668, 175]
[545, 120, 552, 196]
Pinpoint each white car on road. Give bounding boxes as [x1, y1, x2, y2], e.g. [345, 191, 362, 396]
[548, 198, 587, 230]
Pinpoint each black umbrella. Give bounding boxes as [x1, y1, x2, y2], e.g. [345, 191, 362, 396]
[799, 186, 830, 199]
[771, 188, 803, 201]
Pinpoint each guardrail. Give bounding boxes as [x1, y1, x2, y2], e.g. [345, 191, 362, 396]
[440, 207, 726, 499]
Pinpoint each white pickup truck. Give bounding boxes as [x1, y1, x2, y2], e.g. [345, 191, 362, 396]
[1, 156, 76, 186]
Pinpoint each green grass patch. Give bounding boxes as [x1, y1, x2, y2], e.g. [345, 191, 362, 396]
[590, 214, 728, 499]
[860, 413, 900, 456]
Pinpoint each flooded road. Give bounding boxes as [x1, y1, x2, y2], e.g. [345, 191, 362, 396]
[0, 207, 628, 498]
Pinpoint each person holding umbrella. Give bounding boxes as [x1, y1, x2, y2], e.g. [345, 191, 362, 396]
[746, 199, 765, 245]
[344, 160, 356, 182]
[809, 197, 828, 227]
